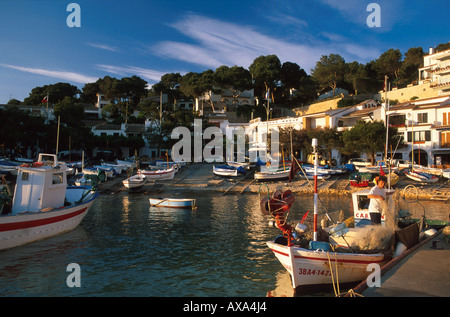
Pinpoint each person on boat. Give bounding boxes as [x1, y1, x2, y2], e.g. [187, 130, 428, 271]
[0, 174, 13, 215]
[367, 175, 393, 225]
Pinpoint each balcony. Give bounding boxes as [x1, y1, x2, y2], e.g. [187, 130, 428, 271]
[430, 65, 450, 75]
[430, 80, 450, 90]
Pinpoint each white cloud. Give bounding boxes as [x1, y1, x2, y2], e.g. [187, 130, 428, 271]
[151, 13, 379, 72]
[96, 64, 169, 83]
[87, 42, 119, 52]
[0, 64, 97, 83]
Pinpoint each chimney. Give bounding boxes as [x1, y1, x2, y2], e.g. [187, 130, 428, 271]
[429, 47, 435, 54]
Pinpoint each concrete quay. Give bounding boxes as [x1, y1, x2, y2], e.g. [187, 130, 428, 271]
[351, 230, 450, 297]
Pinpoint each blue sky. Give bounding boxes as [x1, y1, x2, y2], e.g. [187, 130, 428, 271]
[0, 0, 448, 104]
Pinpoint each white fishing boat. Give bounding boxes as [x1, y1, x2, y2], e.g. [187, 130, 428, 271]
[254, 169, 290, 181]
[138, 167, 175, 180]
[227, 161, 253, 169]
[263, 139, 389, 293]
[266, 240, 385, 290]
[101, 162, 127, 174]
[357, 165, 399, 173]
[213, 165, 245, 177]
[298, 173, 330, 180]
[0, 153, 98, 251]
[443, 168, 450, 179]
[93, 165, 116, 178]
[116, 159, 135, 169]
[0, 160, 19, 175]
[405, 170, 438, 183]
[122, 174, 146, 190]
[149, 198, 196, 209]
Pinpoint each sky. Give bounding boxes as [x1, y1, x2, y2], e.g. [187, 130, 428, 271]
[0, 0, 449, 104]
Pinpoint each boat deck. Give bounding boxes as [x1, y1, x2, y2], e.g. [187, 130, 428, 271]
[352, 231, 450, 297]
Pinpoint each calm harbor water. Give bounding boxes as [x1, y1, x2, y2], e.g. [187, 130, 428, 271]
[0, 189, 445, 297]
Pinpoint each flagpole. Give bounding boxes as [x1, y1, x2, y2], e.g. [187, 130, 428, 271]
[312, 138, 318, 242]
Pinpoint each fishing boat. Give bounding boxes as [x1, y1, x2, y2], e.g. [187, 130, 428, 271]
[227, 161, 253, 169]
[443, 168, 450, 179]
[0, 153, 98, 250]
[122, 174, 146, 190]
[349, 172, 372, 187]
[101, 162, 127, 174]
[298, 173, 330, 180]
[213, 165, 245, 177]
[0, 160, 19, 175]
[116, 159, 135, 168]
[263, 139, 389, 292]
[149, 198, 196, 209]
[254, 169, 290, 181]
[357, 165, 399, 173]
[405, 170, 438, 183]
[138, 167, 175, 180]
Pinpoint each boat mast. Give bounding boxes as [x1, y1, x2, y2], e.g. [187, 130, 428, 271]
[312, 138, 318, 241]
[384, 76, 391, 188]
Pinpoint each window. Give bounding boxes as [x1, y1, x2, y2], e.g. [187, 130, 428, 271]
[407, 130, 431, 142]
[390, 114, 406, 127]
[444, 112, 450, 126]
[52, 173, 64, 185]
[21, 172, 29, 181]
[417, 113, 428, 123]
[442, 131, 450, 148]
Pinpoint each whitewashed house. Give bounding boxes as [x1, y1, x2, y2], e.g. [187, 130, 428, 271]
[387, 95, 450, 167]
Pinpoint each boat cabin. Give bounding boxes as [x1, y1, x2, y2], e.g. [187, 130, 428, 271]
[351, 188, 395, 227]
[12, 154, 68, 214]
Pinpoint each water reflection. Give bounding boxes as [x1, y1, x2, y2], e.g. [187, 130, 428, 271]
[0, 188, 446, 297]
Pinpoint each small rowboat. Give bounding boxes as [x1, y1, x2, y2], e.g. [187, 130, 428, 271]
[122, 174, 146, 190]
[254, 170, 290, 182]
[213, 165, 245, 177]
[138, 167, 175, 180]
[405, 170, 438, 183]
[149, 198, 196, 209]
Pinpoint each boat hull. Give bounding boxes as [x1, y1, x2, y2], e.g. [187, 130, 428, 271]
[405, 171, 438, 183]
[149, 198, 196, 208]
[267, 241, 385, 289]
[122, 175, 146, 189]
[254, 170, 290, 181]
[138, 168, 175, 180]
[0, 188, 98, 250]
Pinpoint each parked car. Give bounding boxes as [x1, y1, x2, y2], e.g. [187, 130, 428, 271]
[347, 158, 371, 167]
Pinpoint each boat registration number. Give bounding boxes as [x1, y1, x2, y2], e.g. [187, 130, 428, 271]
[298, 268, 331, 276]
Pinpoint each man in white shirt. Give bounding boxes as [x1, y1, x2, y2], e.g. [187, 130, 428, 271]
[367, 175, 393, 225]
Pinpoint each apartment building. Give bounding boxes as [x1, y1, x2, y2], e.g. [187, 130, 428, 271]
[419, 47, 450, 97]
[387, 96, 450, 167]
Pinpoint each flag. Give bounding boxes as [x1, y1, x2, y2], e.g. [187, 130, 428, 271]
[42, 95, 48, 103]
[288, 157, 301, 182]
[379, 164, 386, 176]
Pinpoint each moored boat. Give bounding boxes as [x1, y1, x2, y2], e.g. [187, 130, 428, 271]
[149, 198, 196, 209]
[213, 165, 245, 177]
[122, 174, 146, 190]
[138, 167, 175, 180]
[349, 172, 372, 187]
[443, 168, 450, 179]
[0, 153, 98, 250]
[254, 169, 290, 181]
[405, 170, 438, 183]
[263, 139, 393, 293]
